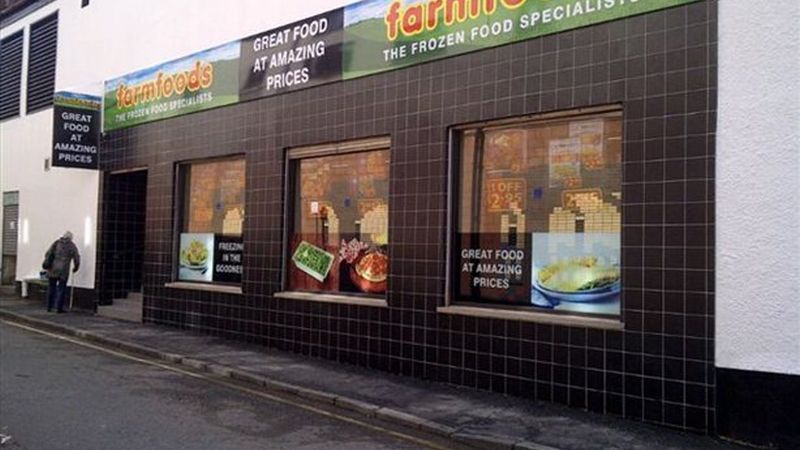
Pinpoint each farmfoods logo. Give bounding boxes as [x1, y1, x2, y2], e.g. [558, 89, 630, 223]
[384, 0, 526, 40]
[104, 41, 240, 131]
[383, 0, 672, 41]
[114, 61, 214, 109]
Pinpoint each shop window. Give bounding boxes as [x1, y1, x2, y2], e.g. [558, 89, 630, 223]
[454, 109, 622, 318]
[286, 138, 390, 298]
[176, 157, 245, 284]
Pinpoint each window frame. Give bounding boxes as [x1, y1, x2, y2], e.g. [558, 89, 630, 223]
[280, 136, 391, 303]
[446, 105, 625, 325]
[172, 154, 246, 287]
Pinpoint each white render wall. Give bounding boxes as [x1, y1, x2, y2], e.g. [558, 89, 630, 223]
[1, 1, 100, 289]
[2, 0, 348, 289]
[716, 1, 800, 375]
[56, 0, 352, 88]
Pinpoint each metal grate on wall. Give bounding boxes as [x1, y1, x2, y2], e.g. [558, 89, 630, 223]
[0, 30, 23, 121]
[26, 11, 57, 113]
[2, 191, 19, 256]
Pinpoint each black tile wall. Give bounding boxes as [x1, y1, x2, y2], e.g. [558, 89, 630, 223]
[98, 1, 717, 432]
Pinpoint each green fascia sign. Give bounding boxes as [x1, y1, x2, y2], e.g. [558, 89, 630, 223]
[103, 0, 701, 131]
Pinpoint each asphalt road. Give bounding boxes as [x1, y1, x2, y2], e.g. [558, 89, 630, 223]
[0, 321, 438, 450]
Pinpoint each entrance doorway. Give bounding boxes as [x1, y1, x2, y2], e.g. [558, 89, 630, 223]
[2, 192, 19, 286]
[98, 170, 147, 322]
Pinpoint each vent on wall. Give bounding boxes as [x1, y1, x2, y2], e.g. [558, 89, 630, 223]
[26, 11, 58, 113]
[0, 30, 23, 121]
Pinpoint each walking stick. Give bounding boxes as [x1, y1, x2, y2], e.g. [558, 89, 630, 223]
[68, 261, 75, 311]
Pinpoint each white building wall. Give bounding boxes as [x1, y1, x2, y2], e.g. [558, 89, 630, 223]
[2, 0, 348, 290]
[1, 0, 99, 289]
[56, 0, 351, 88]
[717, 1, 800, 375]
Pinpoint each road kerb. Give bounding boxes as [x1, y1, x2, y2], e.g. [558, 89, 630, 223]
[513, 440, 560, 450]
[452, 431, 518, 450]
[181, 357, 209, 371]
[229, 369, 268, 387]
[375, 407, 457, 439]
[207, 364, 234, 378]
[334, 397, 380, 417]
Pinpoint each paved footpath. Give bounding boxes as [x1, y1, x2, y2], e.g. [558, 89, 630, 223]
[0, 297, 740, 450]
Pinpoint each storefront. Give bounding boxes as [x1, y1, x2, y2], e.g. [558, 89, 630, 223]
[96, 0, 717, 431]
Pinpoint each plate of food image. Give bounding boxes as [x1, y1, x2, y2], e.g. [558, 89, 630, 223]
[180, 239, 210, 271]
[532, 256, 620, 303]
[349, 251, 388, 294]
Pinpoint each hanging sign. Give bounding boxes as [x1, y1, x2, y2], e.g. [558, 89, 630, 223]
[52, 92, 101, 169]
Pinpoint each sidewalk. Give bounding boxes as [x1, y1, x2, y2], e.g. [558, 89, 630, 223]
[0, 296, 738, 450]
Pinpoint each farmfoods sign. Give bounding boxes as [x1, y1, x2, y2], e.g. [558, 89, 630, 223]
[104, 0, 699, 130]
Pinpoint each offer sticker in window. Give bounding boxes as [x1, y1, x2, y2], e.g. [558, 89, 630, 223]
[485, 178, 526, 212]
[291, 241, 334, 282]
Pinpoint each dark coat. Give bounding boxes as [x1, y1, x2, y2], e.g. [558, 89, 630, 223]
[45, 237, 80, 280]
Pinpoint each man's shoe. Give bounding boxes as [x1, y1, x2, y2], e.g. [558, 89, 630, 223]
[47, 308, 52, 312]
[56, 310, 65, 314]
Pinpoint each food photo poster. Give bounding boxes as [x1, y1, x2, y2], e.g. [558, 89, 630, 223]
[179, 233, 214, 282]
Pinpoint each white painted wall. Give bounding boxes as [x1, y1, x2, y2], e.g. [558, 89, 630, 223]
[2, 0, 348, 290]
[1, 1, 99, 289]
[717, 1, 800, 375]
[0, 110, 99, 289]
[55, 0, 352, 88]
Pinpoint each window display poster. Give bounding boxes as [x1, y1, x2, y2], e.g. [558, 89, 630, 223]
[485, 178, 526, 212]
[456, 232, 620, 317]
[456, 233, 532, 306]
[548, 138, 582, 188]
[292, 241, 335, 283]
[213, 235, 243, 284]
[179, 233, 215, 282]
[569, 120, 605, 170]
[289, 237, 389, 295]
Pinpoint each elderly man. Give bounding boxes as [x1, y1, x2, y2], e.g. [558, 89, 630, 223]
[43, 231, 80, 313]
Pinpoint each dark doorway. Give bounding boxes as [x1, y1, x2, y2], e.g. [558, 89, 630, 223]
[99, 170, 147, 306]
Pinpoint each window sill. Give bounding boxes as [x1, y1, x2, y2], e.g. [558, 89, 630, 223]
[437, 305, 623, 330]
[164, 282, 242, 295]
[274, 291, 388, 308]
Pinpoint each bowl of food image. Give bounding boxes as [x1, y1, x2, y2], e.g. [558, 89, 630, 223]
[349, 251, 388, 294]
[181, 239, 209, 270]
[532, 256, 620, 302]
